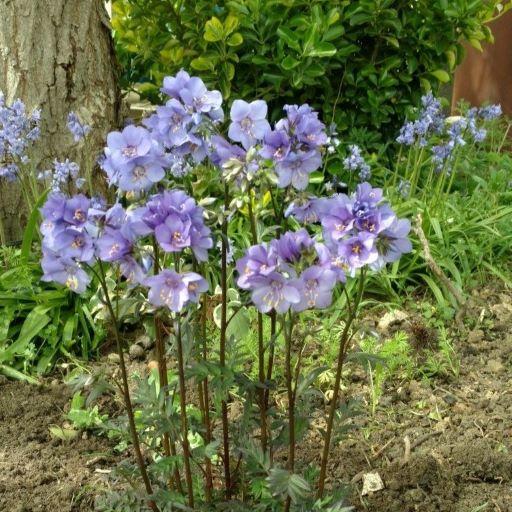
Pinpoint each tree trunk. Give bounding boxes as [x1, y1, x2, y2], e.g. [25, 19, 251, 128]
[0, 0, 121, 243]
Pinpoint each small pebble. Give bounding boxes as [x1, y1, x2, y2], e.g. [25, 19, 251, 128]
[107, 353, 120, 364]
[443, 393, 457, 405]
[467, 329, 484, 344]
[486, 359, 504, 374]
[129, 344, 145, 360]
[136, 334, 154, 350]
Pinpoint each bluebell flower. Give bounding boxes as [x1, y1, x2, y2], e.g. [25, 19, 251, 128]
[67, 112, 91, 142]
[0, 94, 41, 179]
[479, 104, 502, 121]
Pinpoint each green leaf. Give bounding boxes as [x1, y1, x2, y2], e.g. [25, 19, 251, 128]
[306, 41, 336, 58]
[191, 56, 216, 71]
[62, 314, 77, 349]
[204, 440, 220, 458]
[430, 69, 450, 83]
[227, 32, 243, 47]
[277, 27, 301, 52]
[21, 189, 49, 262]
[281, 55, 300, 70]
[468, 38, 483, 51]
[322, 25, 345, 41]
[349, 12, 373, 26]
[204, 17, 224, 42]
[267, 468, 311, 503]
[420, 77, 431, 91]
[0, 307, 51, 363]
[223, 14, 239, 36]
[383, 36, 399, 48]
[0, 364, 38, 384]
[445, 50, 457, 70]
[49, 426, 79, 442]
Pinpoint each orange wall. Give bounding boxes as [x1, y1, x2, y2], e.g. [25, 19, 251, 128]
[452, 11, 512, 114]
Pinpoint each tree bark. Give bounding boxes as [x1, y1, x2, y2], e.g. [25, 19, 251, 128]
[0, 0, 121, 243]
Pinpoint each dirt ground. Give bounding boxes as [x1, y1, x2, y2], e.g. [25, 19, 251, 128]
[0, 381, 116, 512]
[325, 285, 512, 511]
[0, 284, 510, 512]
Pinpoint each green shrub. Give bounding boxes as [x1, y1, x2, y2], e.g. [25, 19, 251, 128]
[112, 0, 506, 145]
[0, 247, 105, 380]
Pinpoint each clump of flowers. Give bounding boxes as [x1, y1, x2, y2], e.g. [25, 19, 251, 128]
[38, 158, 83, 192]
[238, 183, 410, 314]
[67, 111, 91, 142]
[343, 144, 371, 181]
[38, 71, 411, 511]
[394, 94, 503, 199]
[396, 92, 444, 146]
[0, 93, 41, 181]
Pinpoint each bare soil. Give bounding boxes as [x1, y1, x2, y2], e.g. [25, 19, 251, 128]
[0, 381, 116, 511]
[0, 284, 510, 511]
[326, 286, 512, 511]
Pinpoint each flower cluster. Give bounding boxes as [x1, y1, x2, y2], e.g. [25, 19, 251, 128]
[40, 193, 94, 293]
[38, 159, 83, 192]
[67, 112, 91, 142]
[263, 104, 326, 190]
[139, 190, 213, 262]
[40, 185, 211, 314]
[210, 100, 327, 192]
[101, 124, 166, 192]
[145, 269, 208, 312]
[320, 183, 411, 274]
[397, 93, 502, 172]
[343, 145, 371, 181]
[396, 93, 444, 147]
[236, 229, 336, 313]
[479, 104, 502, 121]
[101, 72, 224, 193]
[0, 93, 41, 180]
[237, 183, 411, 314]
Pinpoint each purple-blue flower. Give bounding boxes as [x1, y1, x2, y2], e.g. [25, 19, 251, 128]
[236, 243, 278, 289]
[62, 194, 90, 227]
[96, 227, 132, 262]
[279, 104, 327, 149]
[373, 218, 412, 269]
[337, 232, 378, 270]
[293, 265, 336, 311]
[106, 125, 153, 167]
[53, 227, 94, 262]
[179, 77, 223, 117]
[260, 130, 291, 162]
[141, 190, 212, 261]
[249, 271, 301, 314]
[0, 94, 41, 171]
[145, 270, 208, 312]
[321, 194, 354, 243]
[146, 99, 192, 148]
[396, 122, 415, 146]
[271, 229, 314, 264]
[41, 252, 90, 294]
[154, 213, 192, 253]
[285, 196, 327, 224]
[161, 70, 192, 99]
[478, 104, 502, 121]
[116, 156, 165, 192]
[351, 183, 383, 220]
[276, 150, 322, 190]
[228, 100, 271, 150]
